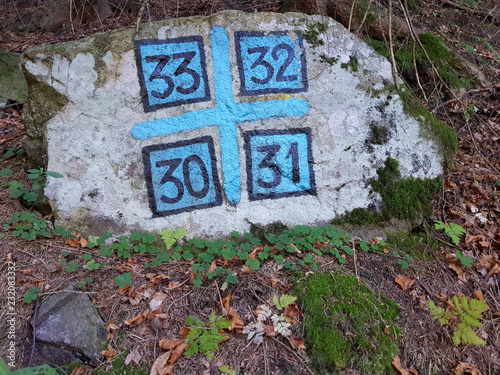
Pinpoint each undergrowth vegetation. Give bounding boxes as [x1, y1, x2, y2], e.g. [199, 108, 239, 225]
[294, 271, 401, 374]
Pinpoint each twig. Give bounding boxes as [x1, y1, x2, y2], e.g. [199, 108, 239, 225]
[388, 0, 400, 90]
[39, 289, 98, 296]
[417, 277, 435, 300]
[466, 121, 500, 174]
[136, 0, 149, 32]
[0, 103, 24, 110]
[17, 248, 51, 272]
[348, 0, 357, 31]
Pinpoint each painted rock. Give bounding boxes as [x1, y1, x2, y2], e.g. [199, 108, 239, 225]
[21, 11, 455, 237]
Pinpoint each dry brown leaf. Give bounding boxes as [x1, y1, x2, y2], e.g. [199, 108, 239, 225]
[452, 361, 482, 375]
[284, 303, 302, 324]
[446, 254, 467, 282]
[392, 355, 418, 375]
[226, 307, 245, 331]
[179, 327, 190, 339]
[70, 367, 85, 375]
[240, 265, 253, 274]
[150, 351, 171, 375]
[290, 334, 306, 350]
[80, 237, 88, 248]
[146, 273, 169, 286]
[263, 324, 278, 337]
[465, 234, 483, 244]
[487, 263, 500, 276]
[167, 281, 181, 290]
[280, 284, 292, 292]
[6, 253, 12, 264]
[207, 260, 217, 274]
[107, 333, 114, 340]
[248, 245, 264, 260]
[479, 241, 490, 248]
[149, 292, 168, 311]
[395, 275, 416, 291]
[159, 338, 184, 351]
[168, 343, 188, 365]
[101, 344, 117, 362]
[65, 238, 82, 247]
[220, 293, 231, 309]
[124, 345, 143, 366]
[269, 276, 279, 287]
[124, 310, 149, 326]
[106, 319, 118, 332]
[21, 269, 34, 275]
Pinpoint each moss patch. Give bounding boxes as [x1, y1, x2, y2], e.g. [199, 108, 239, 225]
[387, 230, 440, 261]
[371, 157, 442, 220]
[333, 157, 442, 226]
[397, 86, 458, 171]
[294, 271, 400, 374]
[303, 22, 328, 47]
[366, 33, 476, 91]
[341, 56, 359, 72]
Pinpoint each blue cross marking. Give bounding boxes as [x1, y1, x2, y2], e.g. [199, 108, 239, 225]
[131, 25, 309, 205]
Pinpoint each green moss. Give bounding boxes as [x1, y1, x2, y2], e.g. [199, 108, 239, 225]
[303, 22, 328, 47]
[319, 54, 338, 65]
[341, 56, 359, 72]
[372, 157, 442, 220]
[92, 352, 148, 375]
[365, 33, 477, 91]
[332, 157, 442, 226]
[294, 271, 400, 374]
[398, 86, 458, 171]
[387, 230, 440, 261]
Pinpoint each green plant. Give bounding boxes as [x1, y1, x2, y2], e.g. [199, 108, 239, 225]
[340, 56, 359, 72]
[0, 147, 24, 161]
[159, 228, 188, 249]
[428, 295, 487, 346]
[434, 221, 466, 245]
[4, 212, 51, 240]
[303, 22, 328, 47]
[219, 365, 237, 375]
[184, 312, 231, 359]
[114, 272, 133, 288]
[294, 271, 400, 373]
[0, 356, 57, 374]
[4, 168, 62, 205]
[23, 286, 40, 303]
[273, 294, 297, 310]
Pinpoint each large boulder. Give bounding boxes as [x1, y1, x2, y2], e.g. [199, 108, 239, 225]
[21, 11, 456, 238]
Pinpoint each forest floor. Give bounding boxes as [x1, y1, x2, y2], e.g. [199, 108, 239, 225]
[0, 0, 499, 374]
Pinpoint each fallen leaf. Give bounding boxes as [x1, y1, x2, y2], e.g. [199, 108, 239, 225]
[21, 269, 34, 275]
[80, 237, 88, 248]
[159, 338, 184, 351]
[124, 310, 149, 326]
[290, 334, 306, 350]
[207, 260, 217, 274]
[248, 245, 264, 260]
[147, 273, 169, 286]
[392, 355, 418, 375]
[101, 344, 117, 362]
[284, 303, 302, 324]
[70, 367, 85, 375]
[226, 307, 245, 331]
[6, 253, 12, 263]
[150, 351, 172, 375]
[269, 276, 279, 287]
[124, 345, 143, 366]
[452, 361, 482, 375]
[487, 263, 500, 276]
[107, 333, 114, 340]
[240, 265, 253, 274]
[179, 327, 190, 339]
[167, 281, 180, 290]
[220, 293, 231, 309]
[65, 238, 82, 247]
[149, 292, 168, 311]
[395, 276, 416, 291]
[168, 343, 188, 365]
[446, 254, 467, 282]
[106, 319, 118, 332]
[263, 324, 278, 337]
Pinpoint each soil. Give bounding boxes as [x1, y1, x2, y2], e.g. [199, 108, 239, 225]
[0, 1, 499, 374]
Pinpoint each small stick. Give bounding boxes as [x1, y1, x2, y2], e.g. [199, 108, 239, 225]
[136, 0, 149, 32]
[388, 0, 400, 90]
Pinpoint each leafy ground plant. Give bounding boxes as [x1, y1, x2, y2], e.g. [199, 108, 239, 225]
[0, 356, 56, 374]
[435, 220, 466, 245]
[429, 295, 488, 346]
[184, 312, 231, 359]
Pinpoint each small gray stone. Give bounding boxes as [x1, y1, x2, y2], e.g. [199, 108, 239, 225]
[33, 289, 107, 359]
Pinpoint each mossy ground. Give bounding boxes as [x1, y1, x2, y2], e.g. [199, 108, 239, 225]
[386, 229, 441, 261]
[294, 271, 401, 374]
[91, 352, 149, 375]
[332, 157, 442, 226]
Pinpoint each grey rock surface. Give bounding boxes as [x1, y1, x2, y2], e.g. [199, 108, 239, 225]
[33, 289, 107, 359]
[21, 11, 454, 238]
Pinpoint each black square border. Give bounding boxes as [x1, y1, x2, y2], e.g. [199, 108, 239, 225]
[142, 136, 223, 217]
[243, 127, 316, 201]
[134, 36, 211, 113]
[234, 31, 309, 97]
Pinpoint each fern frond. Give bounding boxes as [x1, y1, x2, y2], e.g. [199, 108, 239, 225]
[458, 325, 486, 346]
[273, 294, 297, 310]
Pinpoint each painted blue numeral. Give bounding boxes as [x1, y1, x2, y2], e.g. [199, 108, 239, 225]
[244, 128, 316, 201]
[142, 137, 222, 216]
[135, 36, 211, 112]
[235, 31, 308, 96]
